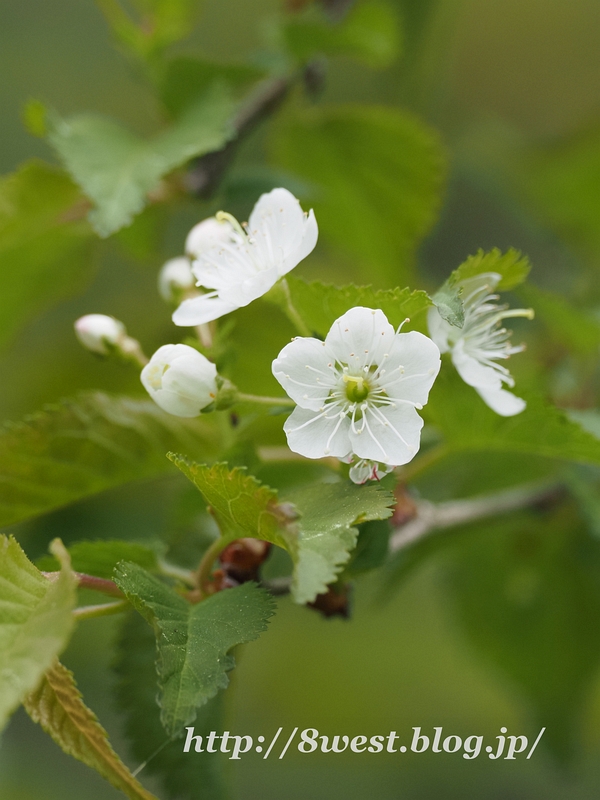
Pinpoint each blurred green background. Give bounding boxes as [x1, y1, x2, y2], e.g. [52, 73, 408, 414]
[2, 0, 600, 798]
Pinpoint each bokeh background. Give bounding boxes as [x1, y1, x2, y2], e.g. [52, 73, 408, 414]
[2, 0, 600, 797]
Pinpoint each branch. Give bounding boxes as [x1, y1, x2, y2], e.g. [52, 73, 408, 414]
[185, 76, 293, 198]
[389, 481, 564, 554]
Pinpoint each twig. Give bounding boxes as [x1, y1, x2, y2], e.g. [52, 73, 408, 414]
[389, 480, 564, 553]
[186, 76, 293, 198]
[43, 571, 124, 598]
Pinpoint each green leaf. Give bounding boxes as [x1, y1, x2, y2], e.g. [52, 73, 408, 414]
[518, 283, 600, 356]
[114, 611, 226, 800]
[36, 540, 159, 579]
[284, 276, 432, 336]
[342, 519, 392, 578]
[284, 481, 394, 603]
[168, 458, 394, 603]
[161, 57, 265, 117]
[433, 248, 531, 327]
[428, 368, 600, 465]
[113, 564, 275, 736]
[0, 392, 221, 529]
[0, 160, 94, 348]
[23, 660, 158, 800]
[282, 0, 401, 69]
[0, 537, 77, 732]
[271, 104, 445, 285]
[47, 84, 235, 237]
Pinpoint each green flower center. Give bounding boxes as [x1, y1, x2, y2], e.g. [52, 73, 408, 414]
[343, 374, 370, 403]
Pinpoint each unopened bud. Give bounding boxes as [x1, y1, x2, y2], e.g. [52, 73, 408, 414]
[158, 257, 196, 304]
[141, 344, 218, 418]
[185, 216, 236, 260]
[74, 314, 126, 355]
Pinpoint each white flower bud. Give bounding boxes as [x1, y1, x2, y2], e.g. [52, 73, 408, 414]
[141, 344, 218, 418]
[185, 216, 236, 260]
[158, 257, 195, 303]
[74, 314, 127, 355]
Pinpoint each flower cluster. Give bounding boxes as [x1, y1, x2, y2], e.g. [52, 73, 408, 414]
[75, 189, 533, 485]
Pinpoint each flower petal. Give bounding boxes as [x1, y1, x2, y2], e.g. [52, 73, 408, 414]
[476, 386, 526, 416]
[427, 306, 451, 353]
[283, 406, 351, 459]
[272, 337, 337, 411]
[376, 330, 441, 406]
[172, 293, 238, 326]
[349, 403, 423, 465]
[151, 389, 205, 418]
[451, 339, 503, 390]
[325, 307, 395, 369]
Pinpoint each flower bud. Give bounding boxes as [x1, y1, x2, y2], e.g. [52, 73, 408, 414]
[141, 344, 218, 418]
[158, 257, 196, 304]
[185, 216, 236, 260]
[74, 314, 126, 355]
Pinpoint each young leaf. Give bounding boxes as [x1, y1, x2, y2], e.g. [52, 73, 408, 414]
[23, 660, 158, 800]
[0, 538, 76, 732]
[282, 0, 401, 69]
[37, 540, 159, 579]
[0, 160, 94, 348]
[113, 564, 275, 736]
[428, 368, 600, 465]
[271, 104, 445, 285]
[284, 277, 431, 336]
[47, 84, 235, 237]
[0, 392, 221, 528]
[284, 481, 394, 603]
[114, 611, 226, 800]
[432, 248, 531, 327]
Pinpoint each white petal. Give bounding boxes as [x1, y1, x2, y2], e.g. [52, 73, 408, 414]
[151, 389, 206, 418]
[185, 217, 239, 259]
[376, 331, 441, 405]
[427, 306, 451, 353]
[283, 406, 351, 459]
[349, 404, 423, 465]
[325, 307, 395, 368]
[272, 338, 337, 411]
[476, 386, 526, 416]
[172, 293, 238, 326]
[247, 188, 317, 274]
[163, 355, 217, 409]
[451, 340, 503, 390]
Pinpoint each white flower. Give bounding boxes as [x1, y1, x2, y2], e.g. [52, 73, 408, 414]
[343, 456, 395, 485]
[428, 272, 533, 416]
[272, 307, 441, 468]
[74, 314, 127, 355]
[173, 188, 318, 326]
[158, 257, 196, 303]
[141, 344, 218, 418]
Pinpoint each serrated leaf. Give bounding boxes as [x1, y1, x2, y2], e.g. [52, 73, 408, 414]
[271, 104, 445, 285]
[114, 611, 226, 800]
[284, 481, 394, 603]
[113, 564, 275, 736]
[47, 84, 235, 237]
[282, 0, 401, 69]
[23, 660, 158, 800]
[161, 57, 265, 118]
[428, 368, 600, 465]
[433, 248, 531, 327]
[169, 458, 394, 603]
[284, 276, 431, 336]
[0, 160, 94, 348]
[0, 392, 221, 529]
[37, 540, 159, 579]
[0, 537, 76, 732]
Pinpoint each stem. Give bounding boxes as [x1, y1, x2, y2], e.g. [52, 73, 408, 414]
[279, 278, 312, 337]
[43, 572, 124, 598]
[389, 480, 563, 553]
[196, 538, 226, 598]
[195, 323, 213, 349]
[157, 559, 196, 587]
[237, 393, 295, 407]
[73, 600, 129, 621]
